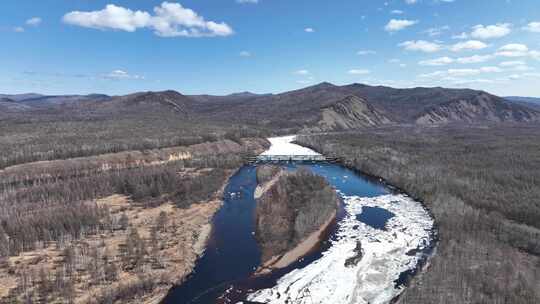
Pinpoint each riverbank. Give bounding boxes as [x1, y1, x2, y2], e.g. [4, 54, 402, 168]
[253, 164, 340, 275]
[247, 194, 434, 304]
[296, 128, 540, 303]
[255, 208, 337, 275]
[0, 136, 270, 304]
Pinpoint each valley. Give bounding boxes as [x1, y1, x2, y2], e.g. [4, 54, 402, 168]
[3, 1, 540, 303]
[1, 83, 539, 304]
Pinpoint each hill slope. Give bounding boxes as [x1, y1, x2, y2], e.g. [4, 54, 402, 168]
[416, 92, 540, 124]
[318, 95, 392, 130]
[193, 82, 540, 129]
[3, 83, 539, 129]
[505, 96, 540, 111]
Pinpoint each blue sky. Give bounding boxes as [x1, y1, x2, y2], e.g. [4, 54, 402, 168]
[1, 0, 540, 96]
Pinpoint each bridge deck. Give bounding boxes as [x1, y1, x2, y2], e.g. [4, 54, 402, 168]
[246, 155, 340, 163]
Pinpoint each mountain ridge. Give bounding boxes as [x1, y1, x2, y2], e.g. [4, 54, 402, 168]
[3, 83, 540, 129]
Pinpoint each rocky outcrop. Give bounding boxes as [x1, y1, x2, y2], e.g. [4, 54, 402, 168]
[318, 95, 392, 130]
[344, 241, 363, 267]
[255, 167, 338, 264]
[415, 92, 540, 125]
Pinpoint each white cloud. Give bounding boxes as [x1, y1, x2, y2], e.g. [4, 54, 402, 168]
[530, 50, 540, 60]
[452, 78, 497, 85]
[348, 69, 371, 75]
[452, 32, 468, 40]
[479, 66, 503, 73]
[103, 70, 144, 80]
[447, 68, 482, 77]
[494, 45, 540, 61]
[512, 65, 533, 72]
[239, 51, 251, 57]
[523, 22, 540, 33]
[237, 0, 259, 3]
[357, 50, 376, 55]
[26, 17, 42, 26]
[419, 56, 454, 66]
[13, 26, 25, 32]
[496, 44, 529, 57]
[304, 27, 315, 33]
[523, 72, 540, 78]
[417, 54, 494, 65]
[450, 40, 488, 52]
[419, 66, 503, 79]
[385, 19, 418, 32]
[456, 54, 494, 64]
[63, 2, 233, 38]
[391, 10, 404, 15]
[399, 40, 442, 52]
[405, 0, 418, 4]
[295, 70, 310, 75]
[63, 4, 151, 32]
[423, 25, 450, 37]
[499, 61, 525, 67]
[418, 71, 446, 78]
[470, 23, 511, 39]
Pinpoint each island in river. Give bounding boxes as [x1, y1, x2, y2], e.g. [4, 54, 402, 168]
[254, 165, 339, 274]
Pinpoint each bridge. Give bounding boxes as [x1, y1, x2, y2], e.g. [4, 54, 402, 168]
[245, 154, 341, 164]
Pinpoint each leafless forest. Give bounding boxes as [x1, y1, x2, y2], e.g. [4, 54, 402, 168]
[297, 125, 540, 303]
[0, 117, 268, 303]
[0, 111, 269, 169]
[2, 84, 540, 303]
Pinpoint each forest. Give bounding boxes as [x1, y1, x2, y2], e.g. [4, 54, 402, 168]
[0, 133, 268, 303]
[0, 110, 270, 169]
[297, 124, 540, 303]
[2, 86, 540, 303]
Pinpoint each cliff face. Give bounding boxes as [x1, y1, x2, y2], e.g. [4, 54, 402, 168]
[318, 95, 392, 131]
[255, 167, 338, 263]
[415, 92, 540, 125]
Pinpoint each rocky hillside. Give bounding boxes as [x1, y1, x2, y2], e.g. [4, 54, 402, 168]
[192, 82, 540, 129]
[255, 167, 338, 263]
[318, 95, 392, 131]
[85, 90, 194, 115]
[3, 83, 540, 129]
[0, 98, 32, 113]
[505, 96, 540, 111]
[416, 92, 540, 124]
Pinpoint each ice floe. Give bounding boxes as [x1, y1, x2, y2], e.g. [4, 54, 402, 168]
[246, 194, 434, 304]
[260, 135, 321, 156]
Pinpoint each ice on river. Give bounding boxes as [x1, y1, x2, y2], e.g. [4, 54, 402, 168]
[246, 194, 434, 304]
[260, 135, 321, 156]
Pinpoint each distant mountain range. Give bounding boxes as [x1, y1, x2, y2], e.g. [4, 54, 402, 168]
[2, 83, 540, 131]
[505, 96, 540, 111]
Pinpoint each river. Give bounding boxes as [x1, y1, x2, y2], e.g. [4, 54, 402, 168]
[162, 136, 435, 304]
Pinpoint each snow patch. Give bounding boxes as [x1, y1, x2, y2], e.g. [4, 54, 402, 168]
[260, 135, 321, 156]
[246, 194, 434, 304]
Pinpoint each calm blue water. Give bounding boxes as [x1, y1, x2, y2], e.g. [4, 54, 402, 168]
[162, 163, 390, 304]
[161, 165, 261, 304]
[356, 206, 395, 230]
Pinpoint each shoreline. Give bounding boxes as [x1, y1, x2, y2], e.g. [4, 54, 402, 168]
[293, 138, 441, 301]
[142, 168, 239, 304]
[254, 197, 340, 276]
[254, 169, 284, 199]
